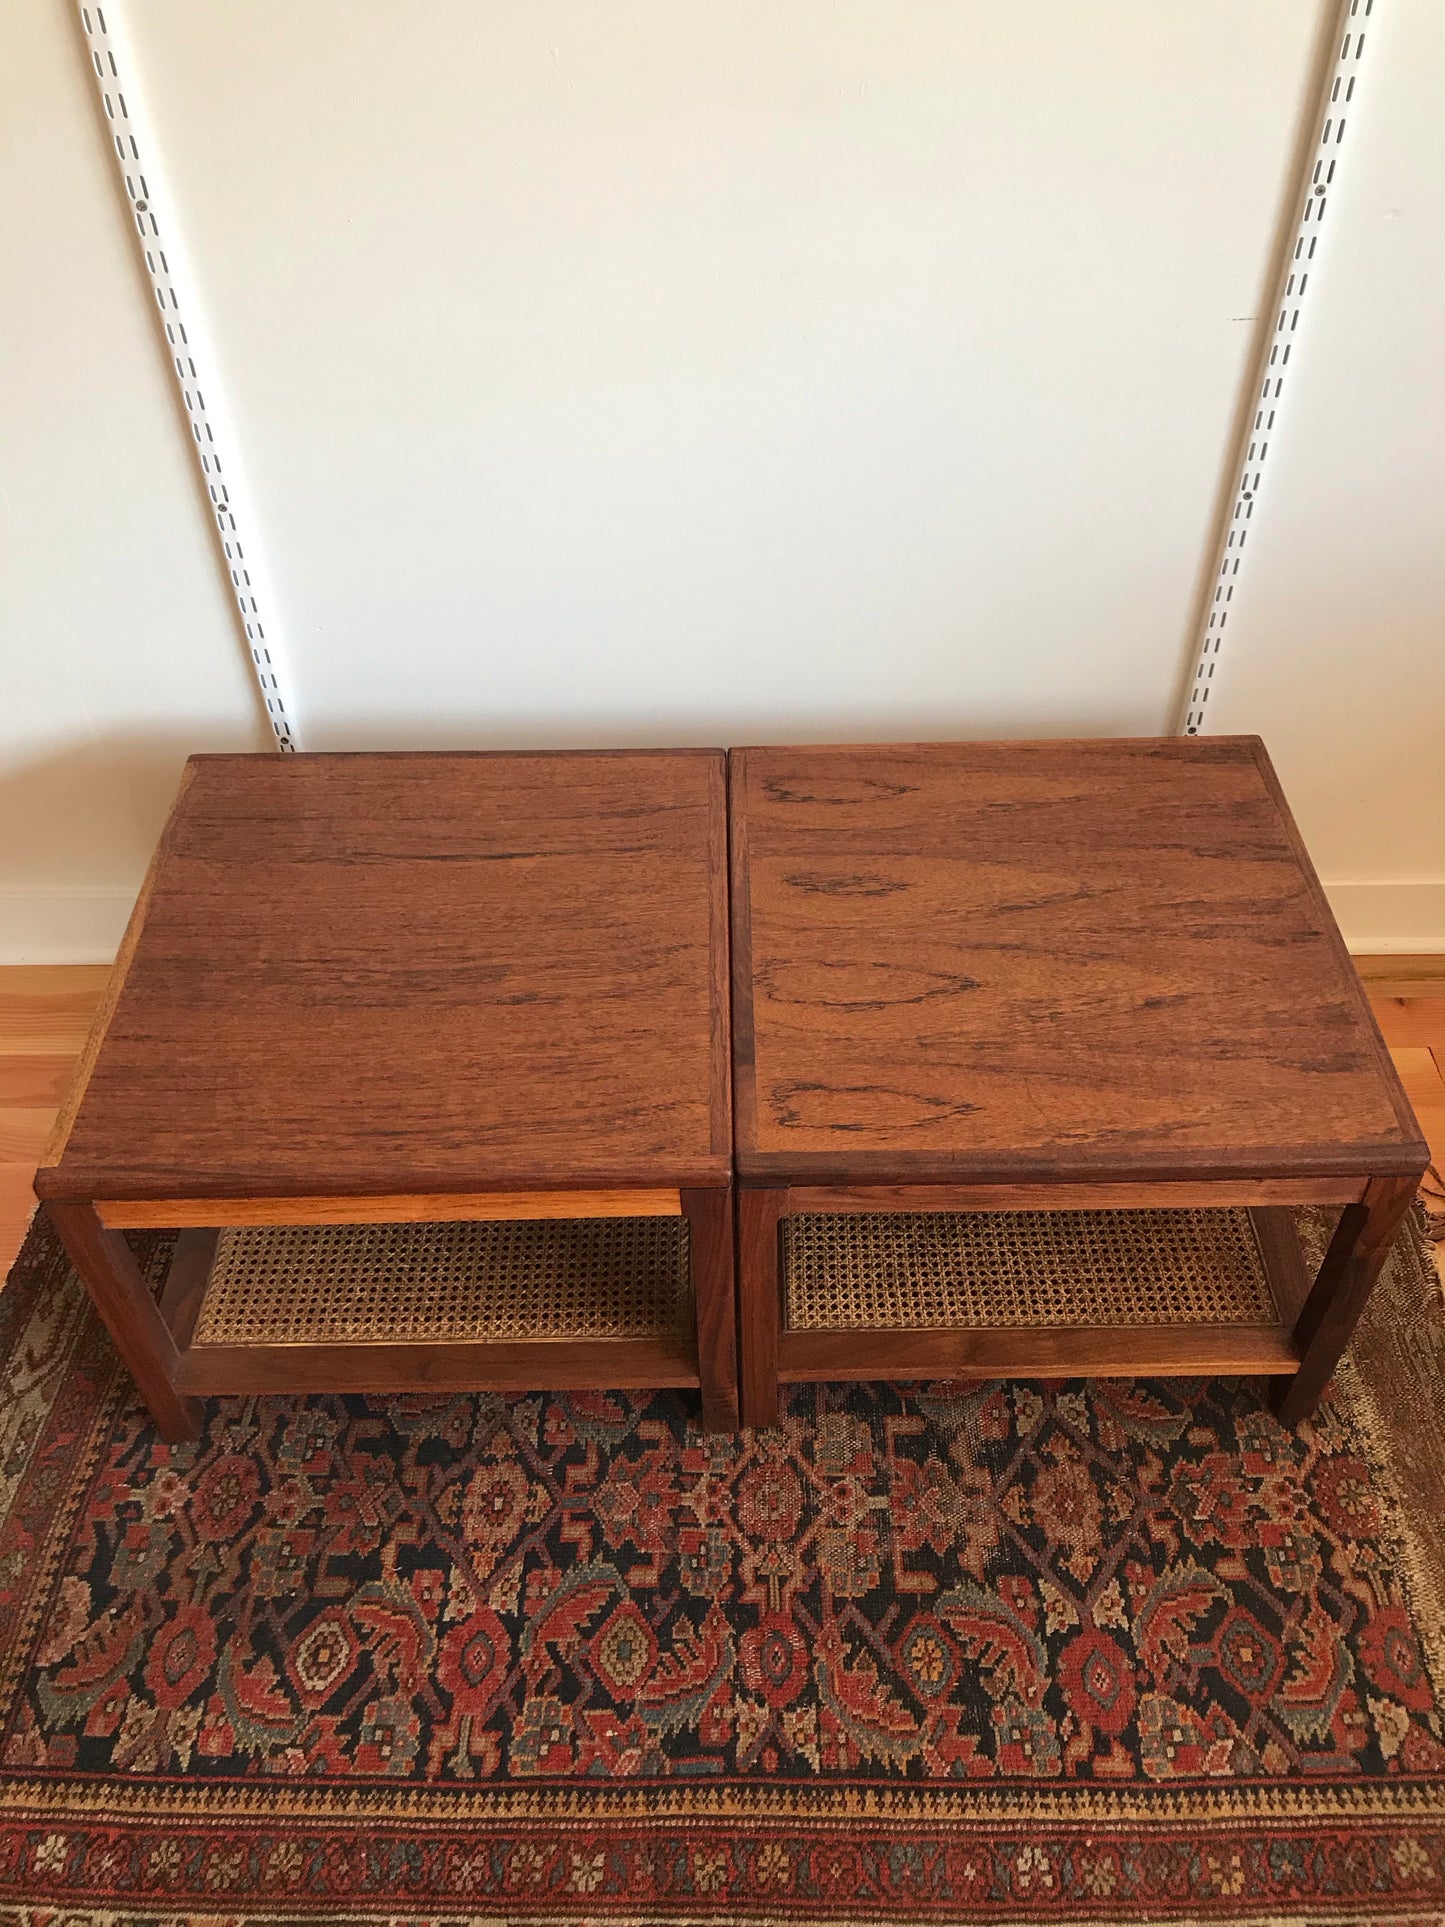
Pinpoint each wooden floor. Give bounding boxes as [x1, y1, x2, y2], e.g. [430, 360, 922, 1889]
[1, 967, 113, 1276]
[1, 964, 1443, 1281]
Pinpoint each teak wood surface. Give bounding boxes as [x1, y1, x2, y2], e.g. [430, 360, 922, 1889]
[23, 741, 1433, 1442]
[35, 751, 739, 1438]
[729, 738, 1428, 1428]
[37, 751, 731, 1203]
[729, 737, 1423, 1185]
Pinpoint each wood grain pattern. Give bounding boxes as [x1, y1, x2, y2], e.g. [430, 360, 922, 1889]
[160, 1193, 732, 1421]
[681, 1186, 739, 1431]
[96, 1188, 683, 1229]
[740, 1194, 1316, 1419]
[783, 1177, 1366, 1215]
[0, 968, 111, 1277]
[0, 1167, 43, 1274]
[704, 754, 734, 1160]
[728, 739, 1426, 1426]
[729, 739, 1427, 1184]
[0, 1108, 55, 1162]
[1352, 957, 1445, 999]
[36, 752, 730, 1201]
[1373, 997, 1445, 1049]
[1275, 1173, 1420, 1423]
[176, 1335, 699, 1396]
[44, 1201, 203, 1442]
[1382, 1046, 1445, 1167]
[737, 1187, 784, 1429]
[6, 930, 1438, 1435]
[0, 967, 111, 1055]
[0, 1057, 74, 1106]
[157, 1229, 221, 1351]
[1390, 1045, 1445, 1110]
[776, 1322, 1300, 1382]
[1246, 1205, 1313, 1325]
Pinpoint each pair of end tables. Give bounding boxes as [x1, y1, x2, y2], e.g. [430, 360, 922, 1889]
[34, 741, 1426, 1441]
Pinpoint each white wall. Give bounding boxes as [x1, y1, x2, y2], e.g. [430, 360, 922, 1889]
[4, 0, 1441, 960]
[0, 0, 269, 963]
[1205, 0, 1445, 952]
[125, 0, 1321, 748]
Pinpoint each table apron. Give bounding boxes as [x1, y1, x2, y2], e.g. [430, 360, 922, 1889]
[777, 1321, 1301, 1383]
[176, 1335, 701, 1396]
[94, 1188, 684, 1229]
[777, 1177, 1367, 1215]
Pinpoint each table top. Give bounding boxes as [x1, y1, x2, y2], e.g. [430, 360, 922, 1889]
[39, 751, 731, 1201]
[730, 737, 1425, 1185]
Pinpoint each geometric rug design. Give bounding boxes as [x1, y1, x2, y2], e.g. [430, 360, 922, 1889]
[1, 1208, 1443, 1924]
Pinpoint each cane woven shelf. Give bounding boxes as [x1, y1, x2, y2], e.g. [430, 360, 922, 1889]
[191, 1217, 693, 1348]
[782, 1208, 1278, 1332]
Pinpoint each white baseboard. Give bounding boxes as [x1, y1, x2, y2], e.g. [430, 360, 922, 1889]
[0, 890, 134, 964]
[1323, 882, 1445, 956]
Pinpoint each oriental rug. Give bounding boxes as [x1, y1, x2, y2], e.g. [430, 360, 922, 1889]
[0, 1208, 1443, 1926]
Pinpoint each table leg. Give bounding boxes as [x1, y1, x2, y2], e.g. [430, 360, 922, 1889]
[681, 1186, 739, 1433]
[46, 1201, 204, 1443]
[1274, 1173, 1420, 1424]
[737, 1187, 785, 1430]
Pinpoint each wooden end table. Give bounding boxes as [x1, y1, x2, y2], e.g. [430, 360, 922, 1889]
[35, 751, 738, 1438]
[729, 737, 1426, 1429]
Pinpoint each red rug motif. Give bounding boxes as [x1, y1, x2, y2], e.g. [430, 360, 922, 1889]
[1, 1211, 1443, 1924]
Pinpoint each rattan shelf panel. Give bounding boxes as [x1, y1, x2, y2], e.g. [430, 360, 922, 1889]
[192, 1217, 692, 1348]
[782, 1208, 1277, 1332]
